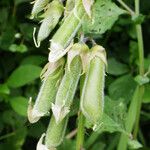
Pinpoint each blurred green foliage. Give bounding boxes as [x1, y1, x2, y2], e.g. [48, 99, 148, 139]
[0, 0, 149, 150]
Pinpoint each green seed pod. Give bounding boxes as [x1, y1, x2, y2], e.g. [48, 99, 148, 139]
[31, 0, 50, 19]
[37, 116, 68, 150]
[35, 0, 64, 47]
[48, 0, 86, 62]
[64, 0, 75, 17]
[80, 45, 107, 130]
[82, 0, 94, 18]
[52, 47, 83, 123]
[27, 58, 65, 123]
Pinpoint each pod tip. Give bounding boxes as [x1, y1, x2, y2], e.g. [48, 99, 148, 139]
[52, 104, 70, 124]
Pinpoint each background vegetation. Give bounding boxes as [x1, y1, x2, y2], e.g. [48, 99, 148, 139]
[0, 0, 149, 149]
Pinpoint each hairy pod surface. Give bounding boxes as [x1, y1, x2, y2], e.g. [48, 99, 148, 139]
[31, 0, 49, 19]
[64, 0, 75, 17]
[37, 0, 64, 45]
[48, 0, 86, 62]
[81, 45, 106, 130]
[52, 55, 82, 123]
[28, 58, 65, 123]
[37, 116, 68, 150]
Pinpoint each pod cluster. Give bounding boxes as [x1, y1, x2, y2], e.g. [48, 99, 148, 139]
[28, 0, 107, 149]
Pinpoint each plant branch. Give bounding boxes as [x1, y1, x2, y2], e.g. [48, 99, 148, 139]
[133, 0, 145, 138]
[76, 111, 85, 150]
[117, 0, 134, 15]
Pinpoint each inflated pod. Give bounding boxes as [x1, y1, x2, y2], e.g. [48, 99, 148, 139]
[52, 51, 82, 123]
[80, 45, 107, 130]
[35, 0, 64, 47]
[37, 116, 68, 150]
[27, 58, 65, 123]
[48, 0, 86, 62]
[82, 0, 94, 18]
[31, 0, 50, 19]
[64, 0, 75, 17]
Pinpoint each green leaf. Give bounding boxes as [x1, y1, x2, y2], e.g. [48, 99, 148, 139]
[2, 110, 25, 127]
[0, 84, 10, 94]
[9, 96, 28, 116]
[129, 41, 138, 64]
[108, 74, 137, 103]
[5, 128, 27, 150]
[128, 139, 142, 149]
[9, 44, 28, 53]
[131, 14, 145, 24]
[7, 65, 42, 88]
[98, 113, 126, 133]
[143, 85, 150, 103]
[82, 0, 125, 35]
[134, 75, 149, 85]
[97, 96, 127, 134]
[108, 58, 129, 76]
[0, 26, 15, 50]
[21, 55, 47, 66]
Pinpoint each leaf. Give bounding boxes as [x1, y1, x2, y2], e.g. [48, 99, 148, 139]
[0, 26, 15, 50]
[2, 110, 26, 127]
[7, 65, 42, 88]
[108, 74, 137, 103]
[128, 139, 142, 149]
[107, 58, 129, 76]
[143, 85, 150, 103]
[134, 75, 149, 85]
[9, 96, 28, 116]
[129, 41, 138, 64]
[98, 113, 126, 133]
[21, 55, 47, 66]
[0, 84, 10, 94]
[9, 44, 28, 53]
[97, 96, 127, 134]
[5, 127, 27, 150]
[82, 0, 125, 35]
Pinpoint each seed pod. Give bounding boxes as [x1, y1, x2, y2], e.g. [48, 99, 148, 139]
[82, 0, 94, 18]
[64, 0, 75, 17]
[80, 45, 107, 130]
[35, 0, 64, 47]
[48, 0, 86, 62]
[27, 58, 65, 123]
[52, 45, 83, 123]
[31, 0, 50, 19]
[37, 116, 68, 150]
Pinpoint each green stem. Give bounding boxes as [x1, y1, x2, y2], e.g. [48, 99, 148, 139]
[117, 0, 134, 15]
[76, 111, 85, 150]
[85, 131, 101, 149]
[133, 0, 145, 138]
[117, 1, 145, 149]
[0, 132, 15, 141]
[117, 86, 140, 150]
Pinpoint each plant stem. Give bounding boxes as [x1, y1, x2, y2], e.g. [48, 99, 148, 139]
[0, 132, 15, 141]
[117, 0, 134, 15]
[117, 1, 145, 149]
[133, 0, 145, 138]
[117, 86, 140, 150]
[76, 111, 85, 150]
